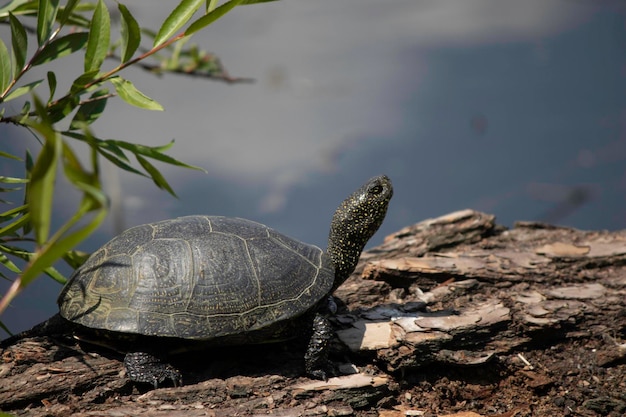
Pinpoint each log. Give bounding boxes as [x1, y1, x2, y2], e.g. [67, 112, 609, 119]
[2, 210, 625, 417]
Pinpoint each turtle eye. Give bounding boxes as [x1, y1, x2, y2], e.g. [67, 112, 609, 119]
[368, 183, 383, 195]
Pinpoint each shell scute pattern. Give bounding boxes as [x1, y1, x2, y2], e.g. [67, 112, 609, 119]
[59, 215, 335, 340]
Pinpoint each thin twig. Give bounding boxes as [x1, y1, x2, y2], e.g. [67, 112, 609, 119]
[517, 353, 534, 370]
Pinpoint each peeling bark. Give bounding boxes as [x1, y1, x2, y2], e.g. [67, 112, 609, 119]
[2, 210, 625, 417]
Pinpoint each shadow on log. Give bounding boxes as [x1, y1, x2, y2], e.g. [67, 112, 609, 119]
[1, 210, 625, 416]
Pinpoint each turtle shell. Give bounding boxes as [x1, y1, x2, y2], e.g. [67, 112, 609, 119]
[58, 216, 334, 340]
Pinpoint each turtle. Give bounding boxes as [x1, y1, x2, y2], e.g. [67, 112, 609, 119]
[26, 175, 392, 387]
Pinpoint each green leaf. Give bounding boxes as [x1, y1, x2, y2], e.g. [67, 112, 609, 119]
[0, 186, 23, 194]
[185, 0, 243, 37]
[0, 213, 30, 237]
[0, 186, 21, 194]
[25, 123, 61, 246]
[206, 0, 217, 12]
[37, 0, 60, 46]
[32, 87, 49, 120]
[61, 140, 93, 186]
[0, 244, 30, 261]
[136, 154, 177, 197]
[154, 0, 204, 47]
[42, 265, 67, 284]
[63, 131, 126, 160]
[0, 0, 32, 16]
[110, 139, 206, 171]
[3, 79, 43, 102]
[149, 140, 176, 153]
[69, 89, 108, 130]
[110, 77, 164, 111]
[12, 134, 107, 292]
[22, 149, 33, 236]
[0, 177, 29, 184]
[18, 202, 107, 287]
[9, 12, 27, 78]
[62, 131, 146, 176]
[32, 32, 89, 66]
[0, 38, 11, 94]
[69, 70, 99, 94]
[58, 0, 81, 26]
[4, 1, 38, 16]
[0, 204, 28, 220]
[0, 244, 66, 284]
[118, 3, 140, 63]
[0, 150, 21, 161]
[84, 0, 110, 73]
[58, 10, 91, 29]
[47, 95, 80, 123]
[0, 252, 21, 274]
[98, 148, 146, 176]
[24, 149, 34, 173]
[46, 71, 56, 102]
[63, 249, 90, 270]
[75, 176, 108, 211]
[18, 100, 31, 123]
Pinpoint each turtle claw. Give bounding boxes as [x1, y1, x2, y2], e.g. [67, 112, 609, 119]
[124, 352, 182, 388]
[307, 369, 329, 381]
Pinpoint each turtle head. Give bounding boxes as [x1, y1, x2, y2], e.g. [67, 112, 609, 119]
[327, 175, 393, 288]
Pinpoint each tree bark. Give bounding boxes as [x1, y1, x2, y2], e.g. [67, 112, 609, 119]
[2, 210, 625, 417]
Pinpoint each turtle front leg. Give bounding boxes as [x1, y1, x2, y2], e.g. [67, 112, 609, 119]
[124, 352, 183, 388]
[304, 312, 335, 380]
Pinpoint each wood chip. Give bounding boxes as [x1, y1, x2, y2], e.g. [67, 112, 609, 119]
[546, 283, 606, 300]
[292, 373, 389, 393]
[535, 242, 590, 257]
